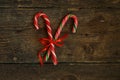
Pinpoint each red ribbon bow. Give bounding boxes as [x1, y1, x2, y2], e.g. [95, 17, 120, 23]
[38, 34, 68, 65]
[40, 34, 68, 48]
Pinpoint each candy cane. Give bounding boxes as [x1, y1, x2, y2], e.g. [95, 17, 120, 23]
[34, 12, 78, 65]
[34, 12, 57, 65]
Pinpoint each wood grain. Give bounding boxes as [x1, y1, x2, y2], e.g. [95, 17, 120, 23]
[0, 63, 119, 80]
[0, 8, 120, 63]
[0, 0, 120, 80]
[0, 0, 120, 8]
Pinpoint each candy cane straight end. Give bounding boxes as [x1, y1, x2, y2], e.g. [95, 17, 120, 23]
[35, 25, 39, 30]
[34, 18, 40, 30]
[72, 28, 77, 33]
[54, 63, 57, 65]
[53, 61, 58, 65]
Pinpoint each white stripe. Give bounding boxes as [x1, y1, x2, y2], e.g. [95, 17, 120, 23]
[41, 14, 49, 22]
[64, 16, 68, 22]
[34, 17, 39, 29]
[51, 50, 56, 58]
[45, 18, 50, 22]
[55, 29, 61, 39]
[46, 25, 53, 38]
[72, 28, 76, 33]
[35, 17, 37, 21]
[48, 44, 56, 58]
[48, 33, 53, 38]
[51, 44, 56, 57]
[46, 25, 51, 30]
[35, 25, 39, 29]
[40, 13, 45, 16]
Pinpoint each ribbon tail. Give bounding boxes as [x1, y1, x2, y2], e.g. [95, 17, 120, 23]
[58, 34, 68, 41]
[38, 52, 43, 66]
[55, 34, 68, 47]
[37, 47, 48, 66]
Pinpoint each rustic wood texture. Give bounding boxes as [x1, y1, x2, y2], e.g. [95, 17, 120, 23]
[0, 0, 120, 80]
[0, 8, 120, 63]
[0, 0, 120, 8]
[0, 63, 120, 80]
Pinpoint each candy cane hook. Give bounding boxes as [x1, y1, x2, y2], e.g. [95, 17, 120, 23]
[34, 12, 53, 39]
[55, 14, 78, 40]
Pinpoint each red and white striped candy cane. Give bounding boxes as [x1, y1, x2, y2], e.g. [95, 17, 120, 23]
[34, 12, 78, 65]
[34, 12, 57, 65]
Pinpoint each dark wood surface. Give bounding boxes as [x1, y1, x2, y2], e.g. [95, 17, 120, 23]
[0, 63, 120, 80]
[0, 5, 120, 63]
[0, 0, 120, 8]
[0, 0, 120, 80]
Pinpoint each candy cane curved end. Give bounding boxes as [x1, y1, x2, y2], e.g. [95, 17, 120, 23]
[34, 12, 42, 30]
[34, 12, 51, 30]
[68, 14, 78, 33]
[55, 14, 78, 39]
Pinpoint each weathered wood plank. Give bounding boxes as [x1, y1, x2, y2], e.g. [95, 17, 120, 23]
[0, 8, 120, 63]
[0, 8, 120, 30]
[0, 63, 119, 80]
[0, 0, 120, 8]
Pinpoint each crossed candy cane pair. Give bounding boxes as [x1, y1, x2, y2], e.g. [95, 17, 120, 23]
[34, 12, 78, 65]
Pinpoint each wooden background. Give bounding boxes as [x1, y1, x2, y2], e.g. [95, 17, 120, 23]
[0, 0, 120, 80]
